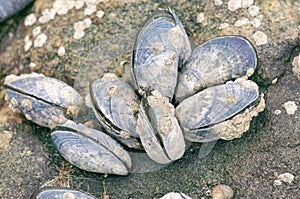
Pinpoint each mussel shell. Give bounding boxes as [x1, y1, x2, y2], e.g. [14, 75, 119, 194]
[0, 0, 33, 22]
[136, 90, 185, 164]
[4, 73, 84, 129]
[31, 187, 97, 199]
[132, 8, 191, 99]
[175, 36, 257, 102]
[90, 73, 142, 150]
[51, 121, 132, 175]
[175, 81, 259, 140]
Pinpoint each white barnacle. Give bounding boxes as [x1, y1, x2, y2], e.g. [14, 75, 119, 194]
[57, 46, 66, 57]
[248, 5, 260, 17]
[253, 31, 268, 46]
[32, 26, 41, 37]
[34, 33, 48, 48]
[24, 13, 37, 26]
[234, 17, 250, 27]
[21, 99, 33, 111]
[282, 101, 298, 115]
[96, 10, 105, 19]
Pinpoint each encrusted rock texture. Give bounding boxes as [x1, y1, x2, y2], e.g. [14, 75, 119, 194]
[0, 0, 299, 198]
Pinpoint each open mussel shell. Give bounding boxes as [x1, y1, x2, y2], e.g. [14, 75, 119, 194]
[31, 187, 97, 199]
[90, 73, 142, 150]
[175, 36, 257, 102]
[132, 8, 191, 99]
[4, 73, 84, 129]
[176, 80, 259, 142]
[136, 90, 186, 164]
[51, 120, 132, 175]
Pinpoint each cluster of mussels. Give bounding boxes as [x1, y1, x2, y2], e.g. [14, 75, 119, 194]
[4, 8, 265, 198]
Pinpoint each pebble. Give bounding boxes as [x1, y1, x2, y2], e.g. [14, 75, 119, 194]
[248, 5, 260, 17]
[24, 13, 37, 27]
[253, 31, 268, 46]
[33, 34, 48, 48]
[292, 54, 300, 80]
[234, 17, 250, 27]
[32, 26, 41, 37]
[211, 184, 233, 199]
[278, 172, 294, 184]
[197, 13, 205, 23]
[274, 109, 281, 115]
[282, 101, 298, 115]
[57, 46, 66, 57]
[214, 0, 223, 6]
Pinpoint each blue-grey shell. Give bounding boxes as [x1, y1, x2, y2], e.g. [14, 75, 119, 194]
[132, 8, 191, 99]
[90, 74, 142, 150]
[136, 91, 185, 164]
[0, 0, 33, 22]
[175, 36, 257, 102]
[4, 74, 84, 129]
[175, 82, 259, 141]
[51, 121, 132, 175]
[31, 187, 97, 199]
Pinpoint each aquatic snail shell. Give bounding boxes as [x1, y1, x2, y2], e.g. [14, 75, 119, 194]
[89, 73, 142, 150]
[4, 73, 84, 129]
[51, 120, 132, 175]
[31, 187, 97, 199]
[175, 36, 257, 102]
[132, 8, 191, 99]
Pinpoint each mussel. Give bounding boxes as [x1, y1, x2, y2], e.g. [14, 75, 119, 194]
[136, 90, 185, 164]
[31, 187, 97, 199]
[51, 120, 132, 175]
[132, 8, 191, 100]
[90, 73, 142, 150]
[4, 73, 84, 129]
[175, 36, 257, 102]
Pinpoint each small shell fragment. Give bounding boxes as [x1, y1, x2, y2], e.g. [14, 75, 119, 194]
[4, 73, 84, 129]
[253, 31, 268, 46]
[51, 121, 132, 175]
[31, 187, 97, 199]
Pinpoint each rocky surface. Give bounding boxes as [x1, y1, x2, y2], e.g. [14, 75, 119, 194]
[0, 0, 299, 198]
